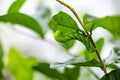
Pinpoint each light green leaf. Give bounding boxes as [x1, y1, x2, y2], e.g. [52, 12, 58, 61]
[64, 67, 80, 80]
[8, 0, 25, 14]
[8, 48, 38, 80]
[0, 43, 3, 79]
[100, 69, 120, 80]
[53, 57, 102, 68]
[84, 15, 120, 38]
[0, 13, 44, 38]
[33, 62, 67, 80]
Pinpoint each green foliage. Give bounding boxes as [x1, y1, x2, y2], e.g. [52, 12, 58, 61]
[83, 14, 120, 38]
[107, 64, 119, 70]
[63, 67, 80, 80]
[8, 0, 25, 14]
[8, 48, 38, 80]
[82, 38, 104, 61]
[1, 0, 120, 80]
[52, 11, 80, 30]
[61, 40, 75, 50]
[33, 62, 80, 80]
[0, 13, 44, 38]
[33, 62, 66, 80]
[49, 11, 95, 52]
[100, 69, 120, 80]
[53, 57, 102, 68]
[0, 43, 3, 79]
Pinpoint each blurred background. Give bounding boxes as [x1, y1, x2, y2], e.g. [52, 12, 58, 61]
[0, 0, 120, 80]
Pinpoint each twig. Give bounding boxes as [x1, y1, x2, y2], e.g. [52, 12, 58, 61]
[56, 0, 107, 74]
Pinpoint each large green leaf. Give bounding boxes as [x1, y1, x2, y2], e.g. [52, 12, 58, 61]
[0, 13, 44, 38]
[0, 43, 3, 79]
[53, 57, 102, 68]
[33, 62, 67, 80]
[49, 12, 95, 52]
[8, 48, 37, 80]
[100, 69, 120, 80]
[84, 14, 120, 37]
[8, 0, 25, 14]
[64, 67, 80, 80]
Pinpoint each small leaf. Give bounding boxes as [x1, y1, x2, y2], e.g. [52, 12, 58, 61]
[64, 67, 80, 80]
[0, 13, 44, 38]
[8, 0, 25, 14]
[0, 43, 3, 78]
[84, 14, 120, 38]
[100, 69, 120, 80]
[33, 62, 67, 80]
[8, 48, 38, 80]
[53, 57, 102, 68]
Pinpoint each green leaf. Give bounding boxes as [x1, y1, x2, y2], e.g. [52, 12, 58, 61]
[64, 67, 80, 80]
[0, 43, 3, 79]
[53, 57, 102, 68]
[8, 48, 38, 80]
[8, 0, 25, 14]
[0, 13, 44, 38]
[83, 14, 97, 25]
[107, 64, 119, 70]
[49, 12, 95, 52]
[53, 11, 80, 30]
[33, 62, 67, 80]
[61, 40, 75, 50]
[96, 38, 104, 52]
[84, 15, 120, 38]
[100, 69, 120, 80]
[81, 38, 104, 61]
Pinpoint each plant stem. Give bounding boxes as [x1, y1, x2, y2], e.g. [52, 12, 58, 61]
[56, 0, 107, 74]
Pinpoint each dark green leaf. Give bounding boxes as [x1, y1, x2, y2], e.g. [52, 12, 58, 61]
[53, 57, 102, 68]
[0, 13, 44, 38]
[33, 62, 67, 80]
[8, 48, 38, 80]
[64, 67, 80, 80]
[0, 43, 3, 79]
[8, 0, 25, 14]
[100, 69, 120, 80]
[84, 15, 120, 38]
